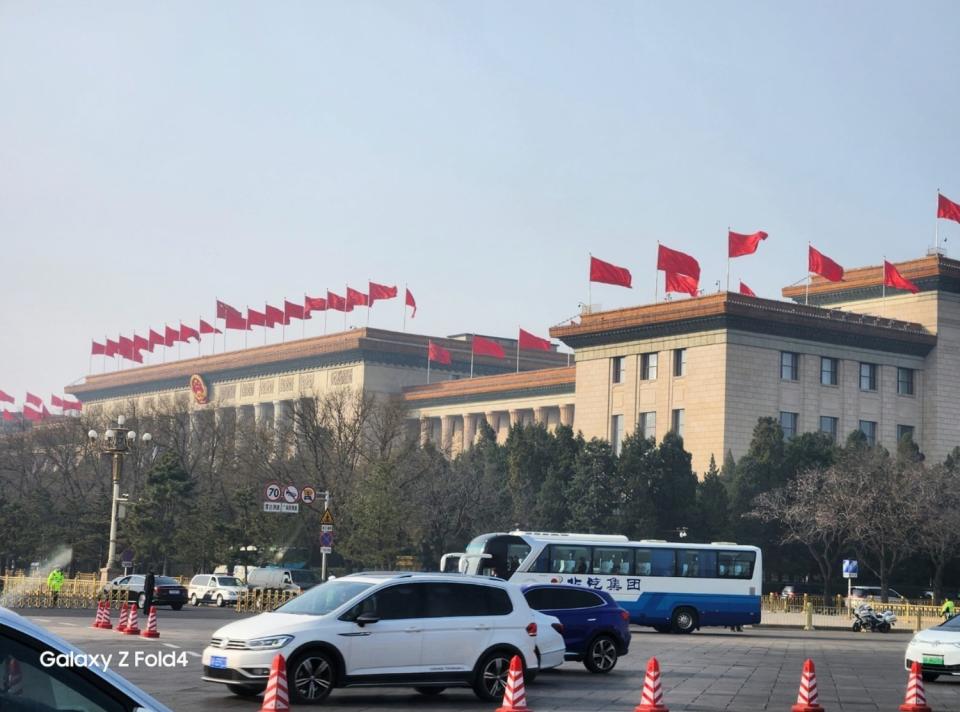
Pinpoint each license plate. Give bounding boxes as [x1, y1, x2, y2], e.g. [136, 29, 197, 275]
[210, 655, 228, 669]
[922, 654, 943, 666]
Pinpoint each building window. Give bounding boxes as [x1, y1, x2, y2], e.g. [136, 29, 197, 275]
[819, 416, 839, 441]
[820, 357, 839, 386]
[611, 357, 625, 385]
[673, 349, 687, 377]
[859, 420, 878, 446]
[780, 411, 799, 439]
[897, 424, 915, 443]
[780, 352, 799, 381]
[641, 353, 658, 380]
[611, 415, 624, 455]
[671, 409, 685, 438]
[639, 411, 657, 440]
[859, 363, 877, 391]
[897, 367, 914, 396]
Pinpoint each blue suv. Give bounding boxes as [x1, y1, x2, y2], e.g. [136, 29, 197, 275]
[522, 584, 631, 673]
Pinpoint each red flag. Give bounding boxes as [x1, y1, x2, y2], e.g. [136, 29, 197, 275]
[118, 336, 134, 359]
[216, 300, 242, 320]
[368, 282, 398, 305]
[224, 312, 248, 330]
[133, 334, 150, 353]
[809, 245, 844, 282]
[105, 339, 119, 357]
[665, 271, 699, 296]
[305, 295, 326, 317]
[405, 288, 417, 318]
[247, 308, 268, 327]
[0, 390, 13, 404]
[518, 328, 551, 351]
[2, 410, 13, 421]
[63, 399, 82, 411]
[728, 230, 768, 258]
[91, 341, 106, 356]
[589, 256, 632, 288]
[428, 340, 452, 365]
[199, 319, 222, 335]
[346, 287, 369, 309]
[180, 323, 201, 342]
[265, 304, 287, 328]
[938, 193, 960, 223]
[739, 280, 757, 297]
[327, 291, 348, 312]
[657, 244, 701, 280]
[472, 336, 505, 359]
[25, 393, 42, 408]
[23, 406, 41, 422]
[164, 325, 181, 347]
[50, 395, 64, 409]
[41, 405, 50, 419]
[883, 260, 920, 294]
[149, 329, 165, 349]
[284, 300, 307, 321]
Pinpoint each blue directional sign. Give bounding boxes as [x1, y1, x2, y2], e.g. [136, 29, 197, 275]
[842, 559, 858, 578]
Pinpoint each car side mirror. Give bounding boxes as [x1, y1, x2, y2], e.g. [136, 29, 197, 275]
[356, 613, 380, 627]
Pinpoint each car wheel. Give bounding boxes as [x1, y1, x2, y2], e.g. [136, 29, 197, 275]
[137, 593, 147, 610]
[671, 607, 698, 634]
[852, 621, 862, 632]
[289, 650, 335, 704]
[414, 687, 446, 696]
[879, 621, 891, 633]
[216, 594, 225, 607]
[227, 684, 264, 697]
[922, 672, 940, 682]
[584, 635, 618, 674]
[171, 603, 183, 611]
[473, 650, 515, 701]
[190, 594, 199, 607]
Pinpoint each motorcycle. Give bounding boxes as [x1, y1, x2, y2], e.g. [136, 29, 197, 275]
[852, 603, 896, 633]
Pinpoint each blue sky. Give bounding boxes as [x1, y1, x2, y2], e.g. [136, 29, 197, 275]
[2, 1, 959, 405]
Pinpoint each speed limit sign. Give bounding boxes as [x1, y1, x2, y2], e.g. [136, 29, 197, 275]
[264, 482, 282, 502]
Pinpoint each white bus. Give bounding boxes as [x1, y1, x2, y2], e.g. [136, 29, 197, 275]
[446, 531, 762, 633]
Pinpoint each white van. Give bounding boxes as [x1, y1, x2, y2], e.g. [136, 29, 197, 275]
[188, 574, 247, 607]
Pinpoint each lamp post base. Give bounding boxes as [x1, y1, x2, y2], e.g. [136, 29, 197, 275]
[99, 565, 121, 587]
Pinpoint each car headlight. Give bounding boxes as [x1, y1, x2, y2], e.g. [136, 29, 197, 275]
[245, 635, 294, 650]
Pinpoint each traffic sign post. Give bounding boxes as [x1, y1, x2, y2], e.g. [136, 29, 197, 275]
[264, 483, 281, 502]
[321, 492, 332, 582]
[843, 559, 859, 599]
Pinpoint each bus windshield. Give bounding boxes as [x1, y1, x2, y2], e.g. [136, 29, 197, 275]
[464, 534, 531, 579]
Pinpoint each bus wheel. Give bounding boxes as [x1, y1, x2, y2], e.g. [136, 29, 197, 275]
[671, 607, 698, 634]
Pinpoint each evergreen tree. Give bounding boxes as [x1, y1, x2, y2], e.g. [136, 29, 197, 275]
[696, 455, 730, 542]
[566, 439, 617, 533]
[647, 431, 698, 538]
[615, 432, 657, 539]
[533, 425, 582, 530]
[126, 452, 195, 575]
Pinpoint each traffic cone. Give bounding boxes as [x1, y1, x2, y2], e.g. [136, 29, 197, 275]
[116, 602, 129, 633]
[5, 657, 23, 696]
[123, 603, 141, 635]
[141, 605, 160, 638]
[791, 659, 825, 712]
[100, 601, 113, 630]
[93, 601, 111, 629]
[259, 653, 290, 711]
[899, 661, 933, 712]
[91, 601, 104, 628]
[495, 655, 530, 712]
[634, 657, 668, 712]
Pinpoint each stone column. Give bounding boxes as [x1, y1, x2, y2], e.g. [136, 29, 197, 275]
[273, 400, 289, 454]
[560, 404, 575, 427]
[463, 413, 478, 449]
[485, 411, 500, 442]
[441, 415, 456, 454]
[534, 407, 548, 426]
[420, 417, 431, 447]
[254, 402, 269, 429]
[509, 409, 523, 428]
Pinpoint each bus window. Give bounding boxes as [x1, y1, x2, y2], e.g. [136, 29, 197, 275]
[718, 551, 755, 579]
[549, 545, 592, 574]
[636, 548, 675, 576]
[677, 549, 717, 577]
[530, 547, 551, 573]
[592, 547, 633, 575]
[471, 535, 531, 579]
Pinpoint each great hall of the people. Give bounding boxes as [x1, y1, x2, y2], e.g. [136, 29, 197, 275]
[67, 254, 960, 474]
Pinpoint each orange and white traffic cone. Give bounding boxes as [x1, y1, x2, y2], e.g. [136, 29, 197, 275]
[899, 661, 933, 712]
[101, 601, 113, 630]
[5, 657, 23, 696]
[259, 653, 290, 712]
[123, 603, 141, 635]
[91, 601, 105, 629]
[141, 605, 160, 638]
[791, 659, 825, 712]
[116, 602, 129, 633]
[495, 655, 530, 712]
[634, 657, 669, 712]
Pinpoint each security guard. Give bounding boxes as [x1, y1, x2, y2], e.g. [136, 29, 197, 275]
[46, 567, 64, 605]
[942, 596, 955, 620]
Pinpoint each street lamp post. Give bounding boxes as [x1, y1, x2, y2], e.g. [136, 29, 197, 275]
[88, 415, 151, 585]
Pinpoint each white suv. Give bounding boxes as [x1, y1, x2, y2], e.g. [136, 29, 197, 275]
[189, 574, 247, 607]
[202, 573, 553, 703]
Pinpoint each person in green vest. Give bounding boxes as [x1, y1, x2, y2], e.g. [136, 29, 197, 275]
[942, 596, 955, 620]
[46, 567, 64, 605]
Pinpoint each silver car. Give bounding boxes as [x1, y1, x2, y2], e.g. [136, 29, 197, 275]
[0, 605, 173, 710]
[188, 574, 247, 607]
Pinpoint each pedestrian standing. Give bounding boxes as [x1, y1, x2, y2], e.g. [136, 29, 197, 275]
[46, 567, 64, 606]
[143, 570, 156, 615]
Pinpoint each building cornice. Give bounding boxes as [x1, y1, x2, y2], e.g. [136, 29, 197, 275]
[402, 367, 576, 409]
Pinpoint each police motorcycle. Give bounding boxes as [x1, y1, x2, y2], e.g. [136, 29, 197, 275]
[851, 603, 896, 633]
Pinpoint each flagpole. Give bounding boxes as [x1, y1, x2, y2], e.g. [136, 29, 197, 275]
[178, 323, 182, 361]
[302, 293, 306, 340]
[726, 227, 731, 292]
[366, 279, 371, 327]
[882, 255, 887, 301]
[516, 329, 520, 374]
[470, 348, 475, 379]
[402, 283, 407, 332]
[427, 345, 431, 384]
[587, 253, 592, 311]
[805, 242, 811, 306]
[937, 189, 941, 252]
[244, 308, 249, 350]
[282, 298, 287, 344]
[263, 303, 268, 346]
[654, 241, 660, 303]
[343, 285, 348, 332]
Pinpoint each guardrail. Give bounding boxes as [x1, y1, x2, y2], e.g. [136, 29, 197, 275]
[0, 574, 189, 609]
[762, 596, 945, 631]
[234, 589, 300, 613]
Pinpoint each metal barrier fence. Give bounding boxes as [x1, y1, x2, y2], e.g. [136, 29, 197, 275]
[234, 590, 300, 613]
[0, 574, 189, 610]
[762, 596, 945, 631]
